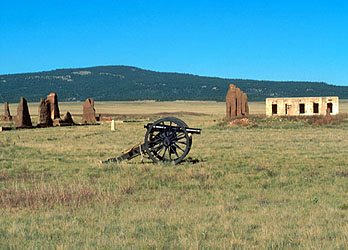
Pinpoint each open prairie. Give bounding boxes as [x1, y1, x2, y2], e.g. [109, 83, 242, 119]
[2, 101, 348, 248]
[7, 100, 265, 116]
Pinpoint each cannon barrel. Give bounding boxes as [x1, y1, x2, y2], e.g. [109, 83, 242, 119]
[144, 123, 201, 134]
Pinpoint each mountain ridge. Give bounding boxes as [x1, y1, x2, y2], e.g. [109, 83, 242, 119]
[1, 65, 347, 103]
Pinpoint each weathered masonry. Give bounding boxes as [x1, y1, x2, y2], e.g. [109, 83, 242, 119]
[266, 97, 339, 116]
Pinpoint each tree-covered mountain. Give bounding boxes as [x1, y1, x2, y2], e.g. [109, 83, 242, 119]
[0, 65, 347, 103]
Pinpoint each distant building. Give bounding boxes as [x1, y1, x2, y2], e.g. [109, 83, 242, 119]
[266, 97, 339, 116]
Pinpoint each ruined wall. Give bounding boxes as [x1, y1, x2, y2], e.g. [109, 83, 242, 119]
[3, 102, 12, 121]
[266, 97, 339, 116]
[15, 97, 32, 128]
[38, 98, 53, 127]
[226, 84, 249, 120]
[47, 93, 60, 120]
[82, 98, 96, 124]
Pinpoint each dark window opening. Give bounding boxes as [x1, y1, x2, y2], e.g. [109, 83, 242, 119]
[313, 103, 319, 114]
[299, 104, 305, 114]
[285, 104, 288, 115]
[327, 103, 333, 113]
[272, 104, 277, 114]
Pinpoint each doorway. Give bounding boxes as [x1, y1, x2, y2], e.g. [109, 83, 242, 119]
[327, 103, 333, 113]
[313, 103, 319, 114]
[299, 104, 305, 114]
[272, 104, 277, 115]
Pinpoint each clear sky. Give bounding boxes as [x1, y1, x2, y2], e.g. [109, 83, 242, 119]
[1, 0, 348, 85]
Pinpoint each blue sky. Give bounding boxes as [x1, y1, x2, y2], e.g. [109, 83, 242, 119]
[1, 0, 348, 85]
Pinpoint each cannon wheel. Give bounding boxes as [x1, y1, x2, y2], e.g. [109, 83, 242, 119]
[144, 117, 191, 164]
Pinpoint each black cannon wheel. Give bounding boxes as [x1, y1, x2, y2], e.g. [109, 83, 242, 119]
[144, 117, 191, 164]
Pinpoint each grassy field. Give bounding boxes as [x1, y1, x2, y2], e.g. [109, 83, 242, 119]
[7, 100, 265, 116]
[2, 101, 348, 248]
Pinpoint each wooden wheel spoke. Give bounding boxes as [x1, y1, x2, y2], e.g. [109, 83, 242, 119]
[148, 138, 162, 146]
[169, 134, 178, 141]
[162, 146, 168, 159]
[175, 132, 185, 138]
[151, 137, 163, 144]
[169, 148, 172, 161]
[176, 141, 187, 145]
[155, 146, 165, 158]
[172, 146, 180, 158]
[173, 142, 185, 152]
[174, 136, 186, 141]
[151, 143, 163, 152]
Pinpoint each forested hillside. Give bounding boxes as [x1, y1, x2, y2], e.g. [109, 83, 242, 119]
[1, 65, 347, 103]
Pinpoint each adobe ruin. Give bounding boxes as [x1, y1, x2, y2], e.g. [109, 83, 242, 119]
[266, 97, 339, 116]
[226, 84, 249, 120]
[3, 102, 12, 121]
[47, 93, 60, 120]
[38, 98, 53, 127]
[82, 98, 96, 124]
[61, 112, 75, 125]
[15, 97, 32, 128]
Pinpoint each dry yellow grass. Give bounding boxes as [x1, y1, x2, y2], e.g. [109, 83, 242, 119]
[2, 101, 348, 248]
[8, 100, 265, 116]
[7, 99, 348, 117]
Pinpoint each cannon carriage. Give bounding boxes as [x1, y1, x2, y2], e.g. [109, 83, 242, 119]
[103, 117, 201, 165]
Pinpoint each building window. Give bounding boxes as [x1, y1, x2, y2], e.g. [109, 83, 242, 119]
[313, 103, 319, 114]
[272, 104, 277, 114]
[285, 104, 288, 115]
[299, 103, 305, 114]
[327, 103, 333, 113]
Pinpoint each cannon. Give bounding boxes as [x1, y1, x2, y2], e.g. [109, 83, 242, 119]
[102, 117, 201, 165]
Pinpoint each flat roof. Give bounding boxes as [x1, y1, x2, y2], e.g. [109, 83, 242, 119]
[266, 96, 338, 100]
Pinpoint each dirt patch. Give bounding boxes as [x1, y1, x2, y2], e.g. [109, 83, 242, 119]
[228, 118, 250, 127]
